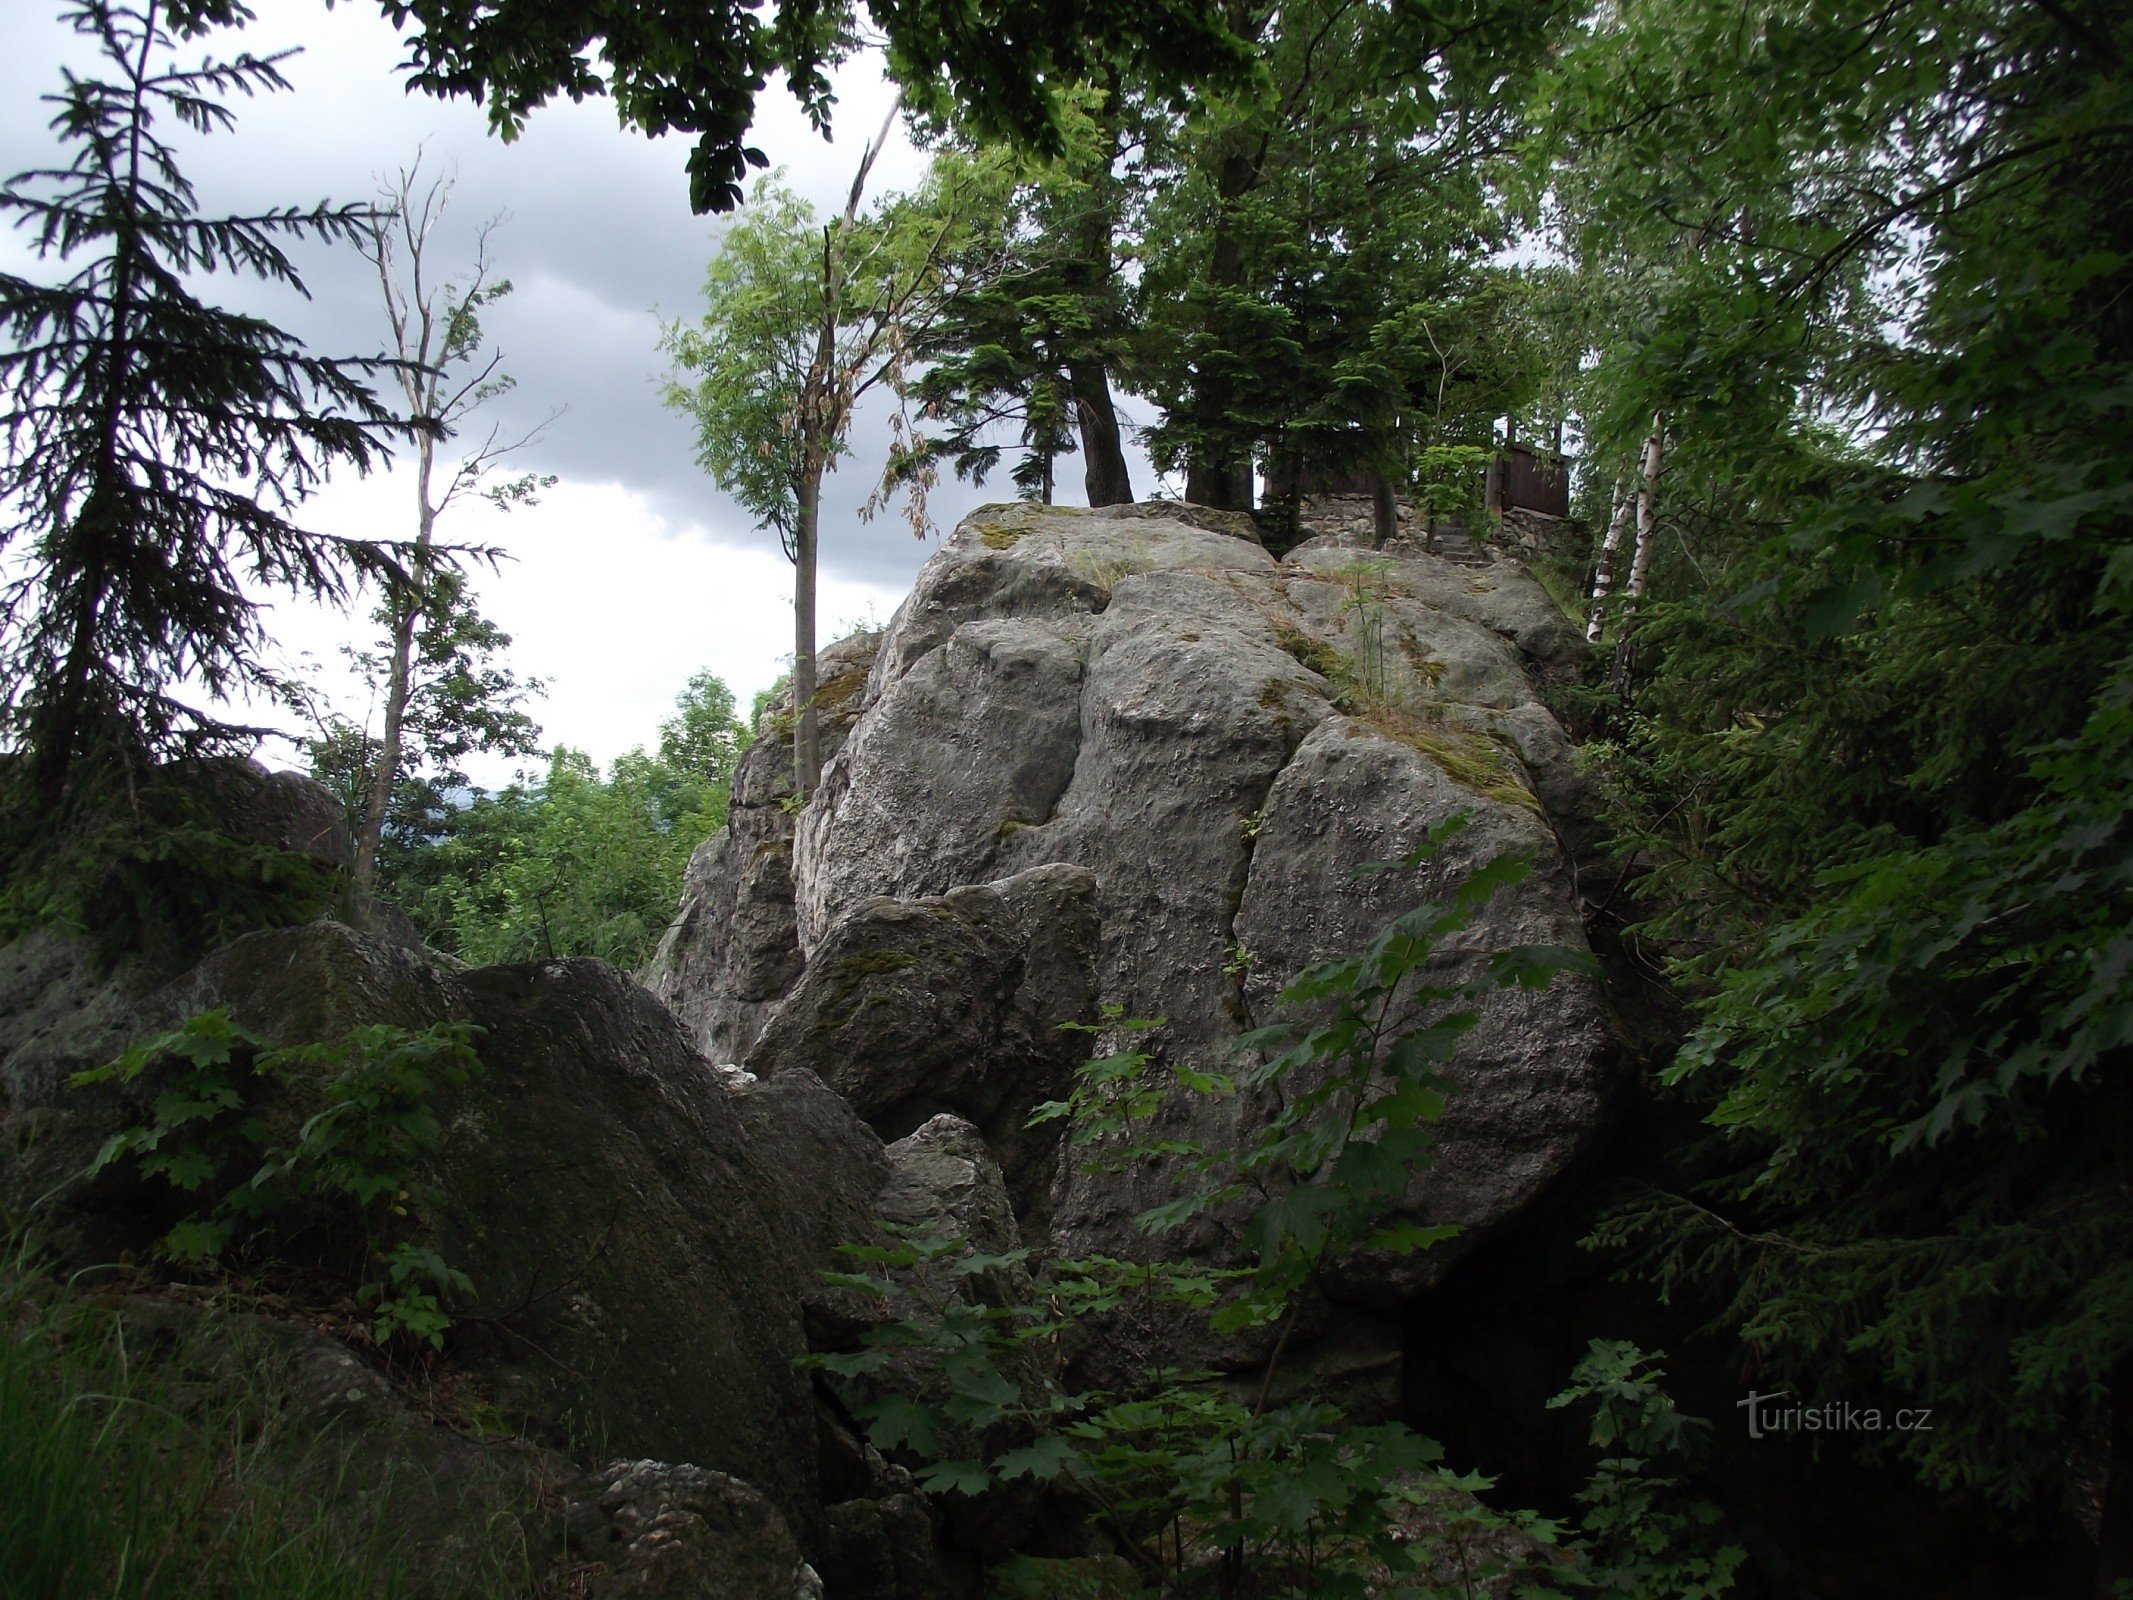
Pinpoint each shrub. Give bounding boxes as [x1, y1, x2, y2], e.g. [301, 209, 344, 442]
[74, 1013, 483, 1349]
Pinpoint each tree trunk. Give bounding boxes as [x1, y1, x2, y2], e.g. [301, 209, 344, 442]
[1610, 414, 1665, 699]
[1586, 476, 1632, 644]
[352, 429, 435, 927]
[794, 458, 823, 800]
[1063, 122, 1135, 510]
[1369, 467, 1398, 549]
[1071, 358, 1134, 506]
[352, 600, 414, 925]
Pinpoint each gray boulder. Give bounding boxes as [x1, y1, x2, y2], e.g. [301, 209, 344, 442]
[863, 1115, 1049, 1565]
[0, 918, 891, 1545]
[747, 865, 1099, 1231]
[572, 1460, 822, 1600]
[644, 630, 882, 1062]
[657, 502, 1615, 1326]
[1230, 713, 1613, 1301]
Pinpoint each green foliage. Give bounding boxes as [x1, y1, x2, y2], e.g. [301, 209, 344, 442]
[658, 181, 833, 550]
[324, 0, 1257, 215]
[0, 0, 409, 810]
[811, 821, 1653, 1594]
[377, 669, 747, 967]
[909, 85, 1143, 505]
[305, 569, 545, 882]
[1130, 0, 1568, 507]
[658, 159, 1016, 552]
[436, 747, 700, 967]
[1541, 0, 2133, 1538]
[73, 1011, 484, 1349]
[1546, 1342, 1745, 1600]
[0, 761, 342, 970]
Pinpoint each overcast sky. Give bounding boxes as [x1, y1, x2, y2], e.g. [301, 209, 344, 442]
[0, 0, 1164, 783]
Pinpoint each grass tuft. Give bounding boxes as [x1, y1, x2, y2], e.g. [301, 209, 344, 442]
[0, 1241, 533, 1600]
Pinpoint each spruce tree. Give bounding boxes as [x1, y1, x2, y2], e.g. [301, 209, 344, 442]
[0, 0, 410, 812]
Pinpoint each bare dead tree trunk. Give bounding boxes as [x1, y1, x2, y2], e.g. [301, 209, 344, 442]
[1586, 475, 1632, 644]
[1610, 414, 1665, 699]
[794, 459, 823, 797]
[352, 439, 432, 923]
[346, 161, 550, 926]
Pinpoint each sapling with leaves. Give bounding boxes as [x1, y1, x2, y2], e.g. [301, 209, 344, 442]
[74, 1010, 485, 1349]
[659, 135, 1015, 799]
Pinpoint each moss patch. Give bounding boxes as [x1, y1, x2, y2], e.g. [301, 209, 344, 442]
[976, 522, 1029, 550]
[833, 949, 921, 987]
[1270, 620, 1352, 687]
[813, 669, 868, 716]
[1066, 546, 1152, 590]
[1356, 709, 1537, 811]
[1398, 636, 1448, 684]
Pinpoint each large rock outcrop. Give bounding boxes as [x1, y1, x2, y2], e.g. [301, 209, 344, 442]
[1, 917, 888, 1547]
[643, 630, 882, 1062]
[657, 500, 1618, 1325]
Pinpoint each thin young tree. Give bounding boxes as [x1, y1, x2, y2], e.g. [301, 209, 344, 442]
[659, 127, 1011, 798]
[1585, 474, 1631, 643]
[348, 161, 554, 925]
[0, 0, 410, 812]
[1608, 413, 1664, 698]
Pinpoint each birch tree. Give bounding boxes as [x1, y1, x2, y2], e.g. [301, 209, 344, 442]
[1585, 475, 1630, 643]
[1608, 414, 1664, 696]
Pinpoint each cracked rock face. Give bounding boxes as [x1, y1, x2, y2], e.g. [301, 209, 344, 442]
[662, 500, 1617, 1307]
[748, 864, 1098, 1235]
[576, 1460, 821, 1600]
[642, 630, 882, 1065]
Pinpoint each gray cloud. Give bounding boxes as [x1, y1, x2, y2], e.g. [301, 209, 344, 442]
[1, 0, 1164, 603]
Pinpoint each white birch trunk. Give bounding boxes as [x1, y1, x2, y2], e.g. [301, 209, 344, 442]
[1610, 413, 1665, 697]
[1586, 475, 1632, 643]
[1627, 417, 1663, 604]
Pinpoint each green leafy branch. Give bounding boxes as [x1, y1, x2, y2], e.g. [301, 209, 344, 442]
[73, 1011, 484, 1349]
